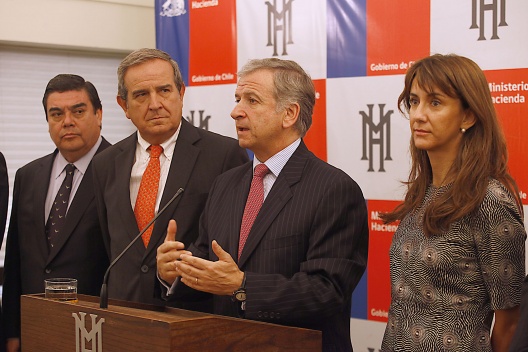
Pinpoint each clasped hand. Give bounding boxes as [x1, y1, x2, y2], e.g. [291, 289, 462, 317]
[156, 219, 244, 296]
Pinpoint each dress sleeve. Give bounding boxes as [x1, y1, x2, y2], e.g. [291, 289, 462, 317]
[473, 181, 526, 310]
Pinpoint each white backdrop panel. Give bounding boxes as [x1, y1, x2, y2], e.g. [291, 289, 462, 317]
[327, 75, 410, 201]
[236, 0, 327, 79]
[431, 0, 528, 70]
[183, 84, 239, 139]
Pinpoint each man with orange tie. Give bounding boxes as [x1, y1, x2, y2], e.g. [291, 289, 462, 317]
[92, 48, 248, 308]
[2, 74, 110, 352]
[157, 58, 369, 351]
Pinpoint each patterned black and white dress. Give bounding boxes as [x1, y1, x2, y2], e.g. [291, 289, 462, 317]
[381, 179, 526, 351]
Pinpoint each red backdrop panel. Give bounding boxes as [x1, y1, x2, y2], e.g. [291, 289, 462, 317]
[484, 68, 528, 204]
[367, 199, 401, 322]
[366, 0, 430, 76]
[304, 79, 327, 161]
[189, 0, 237, 86]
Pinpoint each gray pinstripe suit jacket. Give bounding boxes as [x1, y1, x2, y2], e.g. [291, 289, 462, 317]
[188, 141, 369, 352]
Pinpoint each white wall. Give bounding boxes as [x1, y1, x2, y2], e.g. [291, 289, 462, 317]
[0, 0, 155, 52]
[0, 0, 155, 267]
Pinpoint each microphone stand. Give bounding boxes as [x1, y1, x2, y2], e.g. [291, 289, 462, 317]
[99, 187, 184, 308]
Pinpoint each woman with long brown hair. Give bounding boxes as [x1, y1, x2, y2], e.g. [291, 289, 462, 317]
[381, 54, 526, 351]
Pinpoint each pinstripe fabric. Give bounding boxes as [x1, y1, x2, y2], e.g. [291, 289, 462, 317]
[189, 141, 369, 352]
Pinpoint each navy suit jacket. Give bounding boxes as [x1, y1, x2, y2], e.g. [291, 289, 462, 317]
[92, 119, 248, 306]
[184, 141, 369, 352]
[2, 139, 111, 339]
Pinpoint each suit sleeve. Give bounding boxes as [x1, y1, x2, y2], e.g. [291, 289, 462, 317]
[509, 275, 528, 351]
[2, 169, 23, 339]
[0, 152, 8, 246]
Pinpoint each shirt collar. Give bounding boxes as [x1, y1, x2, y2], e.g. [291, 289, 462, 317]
[136, 120, 181, 159]
[253, 138, 301, 177]
[54, 136, 102, 178]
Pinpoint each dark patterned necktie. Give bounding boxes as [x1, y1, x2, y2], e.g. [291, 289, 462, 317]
[46, 163, 76, 250]
[238, 164, 269, 260]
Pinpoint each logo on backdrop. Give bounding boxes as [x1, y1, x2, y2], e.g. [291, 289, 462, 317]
[265, 0, 294, 56]
[470, 0, 507, 40]
[186, 110, 211, 130]
[160, 0, 187, 17]
[361, 104, 393, 172]
[72, 312, 105, 352]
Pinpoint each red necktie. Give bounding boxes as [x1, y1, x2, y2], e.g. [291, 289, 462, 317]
[238, 164, 269, 259]
[134, 145, 163, 247]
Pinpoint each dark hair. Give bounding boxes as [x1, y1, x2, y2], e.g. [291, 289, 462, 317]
[381, 53, 522, 235]
[42, 74, 102, 120]
[117, 48, 184, 101]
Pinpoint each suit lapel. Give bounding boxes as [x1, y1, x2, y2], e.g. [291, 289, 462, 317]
[47, 139, 111, 263]
[113, 135, 148, 257]
[237, 142, 309, 267]
[228, 165, 253, 259]
[35, 154, 55, 261]
[145, 120, 200, 255]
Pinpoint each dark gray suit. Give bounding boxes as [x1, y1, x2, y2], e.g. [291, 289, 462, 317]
[0, 152, 7, 250]
[92, 119, 248, 306]
[181, 141, 369, 352]
[2, 139, 111, 340]
[0, 152, 8, 351]
[510, 275, 528, 352]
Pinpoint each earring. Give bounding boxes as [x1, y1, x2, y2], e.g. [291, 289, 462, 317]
[460, 128, 466, 134]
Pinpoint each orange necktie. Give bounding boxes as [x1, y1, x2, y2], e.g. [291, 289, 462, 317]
[134, 145, 163, 247]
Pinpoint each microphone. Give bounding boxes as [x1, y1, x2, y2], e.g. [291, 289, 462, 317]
[99, 187, 184, 308]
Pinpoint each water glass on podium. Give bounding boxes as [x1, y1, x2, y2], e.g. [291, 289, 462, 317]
[44, 278, 78, 303]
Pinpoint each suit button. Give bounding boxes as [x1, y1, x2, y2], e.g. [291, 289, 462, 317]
[263, 312, 268, 318]
[141, 265, 149, 273]
[45, 268, 51, 274]
[270, 312, 275, 319]
[257, 311, 263, 318]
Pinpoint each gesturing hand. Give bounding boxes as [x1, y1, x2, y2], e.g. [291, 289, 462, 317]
[177, 240, 244, 296]
[156, 219, 191, 285]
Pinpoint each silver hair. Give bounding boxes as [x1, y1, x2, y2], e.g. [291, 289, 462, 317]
[238, 58, 315, 137]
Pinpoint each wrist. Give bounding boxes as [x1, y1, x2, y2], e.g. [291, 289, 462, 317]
[231, 272, 246, 303]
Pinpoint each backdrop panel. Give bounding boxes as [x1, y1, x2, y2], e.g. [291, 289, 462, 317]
[156, 1, 528, 350]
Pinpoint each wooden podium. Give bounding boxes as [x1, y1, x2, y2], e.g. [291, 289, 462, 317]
[21, 294, 321, 351]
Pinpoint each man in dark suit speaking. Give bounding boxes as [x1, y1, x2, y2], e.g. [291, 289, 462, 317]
[2, 74, 110, 352]
[92, 48, 248, 306]
[157, 58, 369, 351]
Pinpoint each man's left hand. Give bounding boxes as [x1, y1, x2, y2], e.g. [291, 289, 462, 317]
[176, 240, 244, 296]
